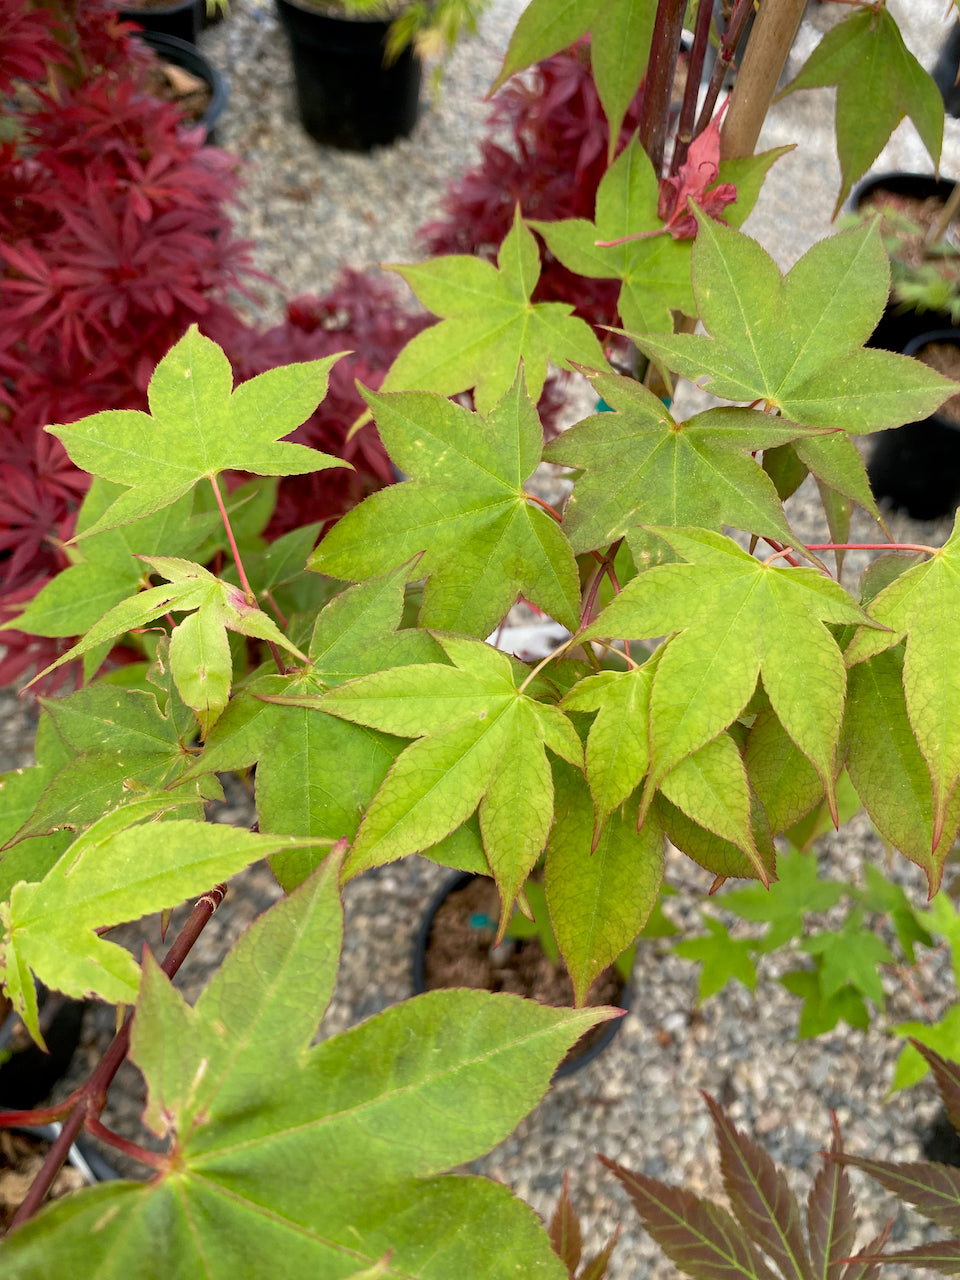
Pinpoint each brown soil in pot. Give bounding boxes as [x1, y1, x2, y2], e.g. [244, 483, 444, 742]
[0, 1131, 85, 1235]
[422, 877, 625, 1070]
[860, 189, 959, 267]
[916, 341, 960, 426]
[143, 60, 211, 122]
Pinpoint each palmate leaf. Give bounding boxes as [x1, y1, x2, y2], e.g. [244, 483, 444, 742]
[844, 517, 960, 860]
[673, 917, 758, 1001]
[720, 846, 845, 951]
[181, 564, 449, 891]
[314, 634, 582, 922]
[493, 0, 657, 146]
[4, 684, 205, 844]
[744, 704, 824, 837]
[29, 557, 306, 729]
[799, 913, 894, 1008]
[806, 1115, 858, 1280]
[778, 6, 943, 215]
[48, 327, 346, 537]
[310, 379, 581, 636]
[544, 762, 663, 1005]
[381, 208, 609, 414]
[0, 807, 329, 1041]
[780, 968, 869, 1040]
[2, 478, 219, 643]
[0, 857, 608, 1278]
[0, 768, 71, 904]
[562, 645, 772, 880]
[581, 527, 872, 822]
[491, 0, 601, 92]
[599, 1154, 769, 1279]
[634, 217, 953, 480]
[532, 136, 788, 337]
[704, 1095, 814, 1280]
[843, 646, 960, 893]
[544, 370, 822, 556]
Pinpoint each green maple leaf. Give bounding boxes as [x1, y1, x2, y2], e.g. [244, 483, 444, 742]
[845, 515, 960, 862]
[3, 684, 205, 845]
[48, 327, 346, 537]
[779, 5, 943, 215]
[744, 703, 824, 837]
[581, 527, 873, 821]
[309, 378, 581, 636]
[544, 369, 824, 556]
[492, 0, 601, 91]
[800, 911, 894, 1008]
[844, 646, 960, 894]
[562, 653, 767, 879]
[634, 216, 953, 455]
[381, 208, 609, 414]
[561, 654, 661, 827]
[719, 845, 846, 951]
[780, 968, 869, 1039]
[674, 916, 758, 1001]
[0, 767, 72, 903]
[0, 804, 329, 1041]
[3, 479, 219, 647]
[0, 856, 606, 1278]
[532, 136, 788, 336]
[181, 564, 469, 892]
[316, 634, 583, 922]
[545, 761, 664, 1005]
[30, 557, 305, 732]
[893, 1004, 960, 1091]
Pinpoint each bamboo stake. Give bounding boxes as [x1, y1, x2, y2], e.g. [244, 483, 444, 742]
[720, 0, 808, 161]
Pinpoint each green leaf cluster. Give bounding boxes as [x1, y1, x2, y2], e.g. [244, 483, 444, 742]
[2, 2, 958, 1268]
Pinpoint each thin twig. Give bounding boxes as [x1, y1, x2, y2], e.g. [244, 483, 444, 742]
[8, 884, 227, 1230]
[209, 474, 255, 603]
[671, 0, 714, 174]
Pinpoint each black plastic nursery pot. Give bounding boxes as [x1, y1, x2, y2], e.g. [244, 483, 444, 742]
[119, 0, 203, 45]
[139, 30, 230, 144]
[868, 329, 960, 520]
[0, 992, 85, 1113]
[275, 0, 422, 151]
[851, 172, 959, 353]
[413, 872, 631, 1080]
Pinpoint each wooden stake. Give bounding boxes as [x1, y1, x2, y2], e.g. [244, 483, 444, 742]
[720, 0, 807, 161]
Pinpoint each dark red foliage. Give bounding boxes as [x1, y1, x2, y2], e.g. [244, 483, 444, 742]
[420, 42, 645, 335]
[0, 0, 254, 682]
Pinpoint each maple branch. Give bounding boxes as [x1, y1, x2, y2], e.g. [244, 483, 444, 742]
[8, 883, 227, 1231]
[262, 589, 289, 629]
[804, 542, 938, 555]
[638, 0, 687, 176]
[209, 474, 255, 603]
[580, 539, 624, 629]
[696, 0, 757, 139]
[671, 0, 714, 174]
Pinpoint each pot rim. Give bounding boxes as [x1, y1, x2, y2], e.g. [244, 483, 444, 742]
[412, 870, 631, 1079]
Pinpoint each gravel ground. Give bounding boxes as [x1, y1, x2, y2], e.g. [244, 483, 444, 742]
[5, 0, 960, 1274]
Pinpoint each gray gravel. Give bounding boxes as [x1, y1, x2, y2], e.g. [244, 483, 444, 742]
[5, 0, 960, 1274]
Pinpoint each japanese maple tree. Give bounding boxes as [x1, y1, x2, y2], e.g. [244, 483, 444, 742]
[1, 0, 958, 1276]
